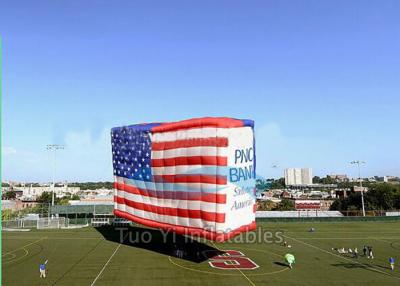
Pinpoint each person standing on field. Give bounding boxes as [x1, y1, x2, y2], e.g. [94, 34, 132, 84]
[389, 257, 395, 271]
[39, 262, 46, 278]
[368, 246, 374, 259]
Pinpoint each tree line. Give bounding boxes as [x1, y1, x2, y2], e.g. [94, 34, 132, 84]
[330, 183, 400, 211]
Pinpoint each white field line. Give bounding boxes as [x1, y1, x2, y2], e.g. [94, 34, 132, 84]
[283, 237, 400, 240]
[90, 243, 122, 286]
[210, 241, 256, 286]
[283, 234, 400, 281]
[2, 238, 45, 256]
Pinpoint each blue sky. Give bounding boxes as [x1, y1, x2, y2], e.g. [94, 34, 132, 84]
[1, 0, 399, 182]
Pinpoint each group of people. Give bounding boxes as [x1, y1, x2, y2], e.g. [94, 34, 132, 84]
[332, 247, 359, 258]
[362, 245, 374, 259]
[333, 245, 374, 259]
[282, 241, 292, 248]
[332, 245, 375, 259]
[331, 245, 396, 271]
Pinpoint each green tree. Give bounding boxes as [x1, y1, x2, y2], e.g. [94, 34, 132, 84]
[270, 178, 285, 189]
[274, 199, 295, 211]
[69, 181, 114, 190]
[330, 183, 400, 211]
[257, 200, 276, 211]
[71, 194, 80, 200]
[321, 176, 335, 184]
[58, 198, 70, 205]
[3, 191, 16, 200]
[256, 179, 270, 191]
[2, 209, 14, 220]
[37, 191, 54, 204]
[313, 176, 321, 184]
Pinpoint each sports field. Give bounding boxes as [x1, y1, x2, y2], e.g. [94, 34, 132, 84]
[2, 221, 400, 286]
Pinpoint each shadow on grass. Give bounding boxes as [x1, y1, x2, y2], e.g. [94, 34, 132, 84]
[52, 239, 104, 285]
[331, 262, 392, 272]
[274, 262, 288, 267]
[94, 226, 223, 263]
[374, 265, 392, 270]
[331, 262, 370, 270]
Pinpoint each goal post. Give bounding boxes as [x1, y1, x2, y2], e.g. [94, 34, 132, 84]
[36, 217, 69, 229]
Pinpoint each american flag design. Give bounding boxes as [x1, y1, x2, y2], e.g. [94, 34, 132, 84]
[111, 117, 256, 241]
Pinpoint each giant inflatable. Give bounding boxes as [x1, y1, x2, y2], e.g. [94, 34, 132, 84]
[111, 117, 256, 241]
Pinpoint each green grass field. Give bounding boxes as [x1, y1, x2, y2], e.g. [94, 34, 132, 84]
[2, 221, 400, 286]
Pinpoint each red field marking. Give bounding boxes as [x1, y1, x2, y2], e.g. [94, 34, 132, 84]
[208, 250, 259, 270]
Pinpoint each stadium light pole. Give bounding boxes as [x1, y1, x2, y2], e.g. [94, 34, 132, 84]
[46, 144, 64, 207]
[351, 160, 366, 217]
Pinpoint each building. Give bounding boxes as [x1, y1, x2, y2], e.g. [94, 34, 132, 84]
[384, 176, 399, 182]
[1, 200, 39, 211]
[330, 174, 348, 182]
[14, 185, 80, 200]
[354, 186, 368, 193]
[284, 168, 313, 186]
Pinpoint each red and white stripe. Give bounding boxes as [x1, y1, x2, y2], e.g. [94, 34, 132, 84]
[114, 126, 229, 233]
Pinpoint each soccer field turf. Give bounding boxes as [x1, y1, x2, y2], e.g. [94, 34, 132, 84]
[2, 221, 400, 286]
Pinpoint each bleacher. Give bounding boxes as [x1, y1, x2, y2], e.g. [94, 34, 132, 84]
[256, 211, 344, 218]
